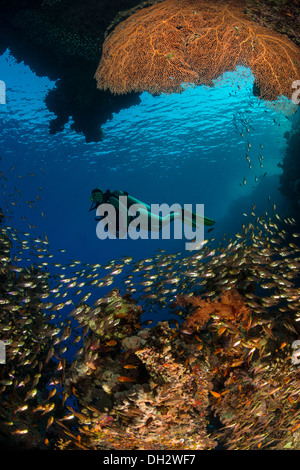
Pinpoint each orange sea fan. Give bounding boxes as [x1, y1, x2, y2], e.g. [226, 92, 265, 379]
[178, 289, 250, 334]
[95, 0, 300, 101]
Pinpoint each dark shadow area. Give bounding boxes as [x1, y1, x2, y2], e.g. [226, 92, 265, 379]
[0, 0, 142, 142]
[217, 173, 294, 239]
[279, 112, 300, 217]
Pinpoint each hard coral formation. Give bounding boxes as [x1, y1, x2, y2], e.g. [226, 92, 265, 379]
[63, 288, 216, 449]
[95, 0, 300, 101]
[1, 209, 300, 450]
[64, 322, 216, 450]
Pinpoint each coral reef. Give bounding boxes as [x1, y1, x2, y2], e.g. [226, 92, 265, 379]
[62, 322, 216, 450]
[177, 289, 250, 333]
[95, 0, 300, 100]
[0, 206, 300, 450]
[212, 356, 300, 450]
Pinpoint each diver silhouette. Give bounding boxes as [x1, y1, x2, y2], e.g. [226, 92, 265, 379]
[89, 188, 215, 237]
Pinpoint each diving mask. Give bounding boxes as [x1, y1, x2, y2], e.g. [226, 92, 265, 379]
[90, 188, 104, 205]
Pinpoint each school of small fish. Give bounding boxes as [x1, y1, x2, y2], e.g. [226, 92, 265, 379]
[0, 193, 299, 449]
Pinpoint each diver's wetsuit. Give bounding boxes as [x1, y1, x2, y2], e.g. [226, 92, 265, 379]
[90, 189, 215, 236]
[96, 190, 133, 234]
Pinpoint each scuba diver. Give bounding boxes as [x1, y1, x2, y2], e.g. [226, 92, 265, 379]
[89, 188, 215, 237]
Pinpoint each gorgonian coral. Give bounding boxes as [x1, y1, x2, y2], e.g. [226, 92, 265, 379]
[95, 0, 300, 100]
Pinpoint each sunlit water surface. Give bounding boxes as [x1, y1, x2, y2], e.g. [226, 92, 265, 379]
[0, 49, 297, 284]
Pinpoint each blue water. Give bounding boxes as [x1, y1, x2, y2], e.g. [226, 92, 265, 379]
[0, 47, 298, 285]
